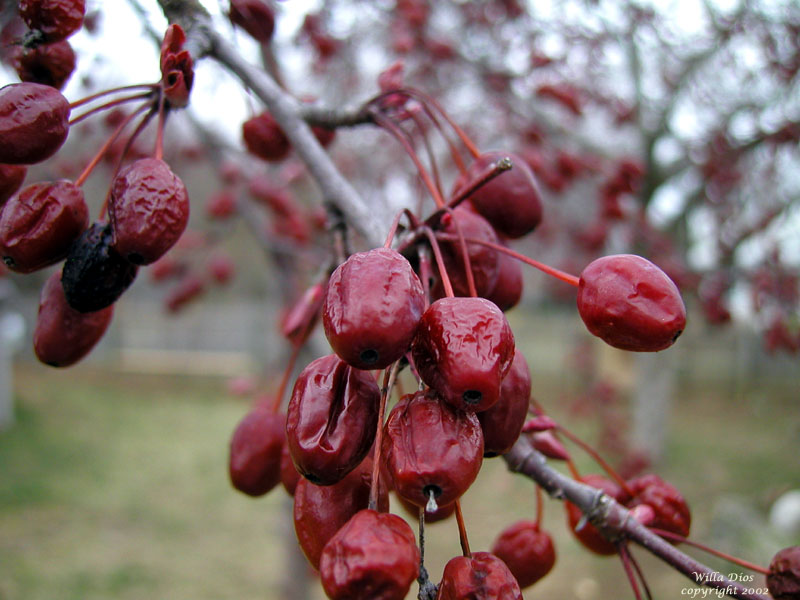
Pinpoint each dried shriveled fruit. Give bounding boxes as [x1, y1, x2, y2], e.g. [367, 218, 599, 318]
[286, 354, 380, 485]
[33, 270, 113, 367]
[565, 474, 630, 556]
[767, 546, 800, 600]
[109, 157, 190, 265]
[12, 39, 76, 90]
[577, 254, 686, 352]
[436, 551, 523, 599]
[229, 0, 275, 43]
[478, 349, 531, 457]
[19, 0, 86, 42]
[242, 111, 290, 162]
[319, 509, 419, 600]
[626, 473, 691, 538]
[491, 520, 556, 588]
[323, 247, 425, 370]
[0, 82, 70, 164]
[0, 180, 88, 273]
[228, 407, 285, 497]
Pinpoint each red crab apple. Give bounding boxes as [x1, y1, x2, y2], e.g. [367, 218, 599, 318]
[242, 111, 290, 162]
[565, 474, 631, 556]
[0, 82, 70, 165]
[767, 546, 800, 600]
[228, 0, 275, 43]
[478, 348, 532, 456]
[12, 39, 76, 90]
[577, 254, 686, 352]
[19, 0, 86, 42]
[228, 407, 285, 497]
[626, 474, 691, 538]
[436, 551, 523, 599]
[491, 520, 556, 588]
[0, 164, 26, 205]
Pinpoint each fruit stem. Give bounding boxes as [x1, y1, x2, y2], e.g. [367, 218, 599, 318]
[647, 529, 770, 576]
[154, 88, 167, 161]
[368, 361, 400, 511]
[69, 92, 155, 126]
[436, 234, 581, 287]
[454, 499, 472, 558]
[270, 342, 302, 413]
[618, 542, 648, 600]
[69, 83, 159, 109]
[403, 87, 481, 159]
[383, 210, 406, 248]
[534, 483, 544, 529]
[420, 226, 454, 298]
[445, 157, 513, 211]
[409, 109, 444, 196]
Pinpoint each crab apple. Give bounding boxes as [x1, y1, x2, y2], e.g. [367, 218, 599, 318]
[242, 111, 290, 162]
[61, 222, 138, 313]
[228, 407, 285, 497]
[280, 280, 326, 346]
[565, 474, 631, 556]
[432, 206, 501, 298]
[18, 0, 86, 42]
[323, 247, 425, 370]
[397, 493, 456, 524]
[452, 151, 543, 239]
[767, 546, 800, 600]
[436, 551, 523, 599]
[165, 274, 206, 313]
[280, 442, 301, 496]
[491, 520, 556, 588]
[228, 0, 275, 44]
[0, 180, 88, 273]
[286, 354, 380, 485]
[484, 239, 524, 312]
[0, 82, 70, 165]
[0, 164, 26, 205]
[478, 349, 531, 457]
[109, 157, 189, 265]
[626, 474, 691, 538]
[12, 39, 76, 90]
[33, 270, 113, 367]
[293, 458, 389, 570]
[319, 508, 419, 600]
[381, 389, 484, 509]
[577, 254, 686, 352]
[411, 296, 515, 412]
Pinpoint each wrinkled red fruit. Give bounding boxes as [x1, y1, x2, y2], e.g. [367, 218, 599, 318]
[491, 520, 556, 589]
[626, 474, 691, 538]
[565, 474, 630, 556]
[229, 0, 275, 43]
[228, 407, 285, 497]
[767, 546, 800, 600]
[436, 551, 523, 599]
[484, 239, 524, 312]
[412, 296, 515, 412]
[453, 151, 543, 239]
[33, 270, 113, 367]
[319, 509, 419, 600]
[286, 354, 380, 485]
[109, 157, 190, 265]
[0, 164, 26, 206]
[432, 206, 500, 298]
[0, 82, 70, 164]
[0, 180, 88, 273]
[293, 458, 389, 570]
[61, 222, 138, 313]
[323, 247, 425, 370]
[382, 389, 483, 509]
[19, 0, 86, 42]
[478, 349, 531, 457]
[577, 254, 686, 352]
[13, 39, 76, 90]
[242, 111, 290, 162]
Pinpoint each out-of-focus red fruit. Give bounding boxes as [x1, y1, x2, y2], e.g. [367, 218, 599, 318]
[0, 82, 70, 164]
[229, 0, 276, 44]
[382, 389, 484, 509]
[0, 180, 88, 273]
[478, 349, 531, 457]
[207, 252, 235, 284]
[491, 520, 556, 588]
[577, 254, 686, 352]
[293, 458, 388, 570]
[205, 189, 237, 219]
[280, 281, 326, 346]
[530, 430, 570, 461]
[626, 474, 691, 539]
[165, 274, 205, 313]
[767, 546, 800, 600]
[436, 551, 523, 599]
[286, 354, 380, 485]
[411, 296, 515, 412]
[12, 39, 76, 90]
[319, 509, 419, 600]
[228, 407, 285, 497]
[453, 151, 543, 239]
[565, 474, 630, 556]
[148, 254, 183, 283]
[0, 164, 26, 206]
[323, 247, 425, 370]
[19, 0, 86, 42]
[242, 111, 290, 162]
[280, 442, 300, 496]
[33, 270, 113, 367]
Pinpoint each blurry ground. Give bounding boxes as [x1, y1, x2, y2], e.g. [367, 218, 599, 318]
[0, 355, 797, 600]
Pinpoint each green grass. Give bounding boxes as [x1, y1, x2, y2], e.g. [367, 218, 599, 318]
[0, 361, 797, 599]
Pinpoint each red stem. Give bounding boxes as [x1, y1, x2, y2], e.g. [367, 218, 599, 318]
[154, 88, 167, 161]
[618, 542, 645, 600]
[648, 528, 770, 576]
[420, 226, 454, 298]
[454, 499, 472, 558]
[445, 157, 512, 210]
[534, 484, 544, 529]
[270, 341, 302, 413]
[69, 92, 155, 126]
[69, 83, 158, 109]
[383, 210, 406, 248]
[403, 88, 481, 159]
[438, 207, 477, 297]
[368, 362, 400, 511]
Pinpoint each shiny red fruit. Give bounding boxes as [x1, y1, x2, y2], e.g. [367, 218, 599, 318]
[33, 270, 113, 367]
[397, 493, 456, 524]
[436, 551, 523, 599]
[565, 474, 630, 556]
[484, 239, 524, 311]
[767, 546, 800, 600]
[19, 0, 86, 42]
[626, 474, 691, 538]
[0, 164, 26, 206]
[491, 520, 556, 588]
[478, 349, 531, 457]
[323, 247, 425, 370]
[109, 157, 190, 265]
[229, 0, 275, 43]
[382, 389, 483, 509]
[228, 407, 285, 497]
[286, 354, 380, 485]
[12, 39, 76, 90]
[319, 509, 419, 600]
[0, 180, 88, 273]
[0, 82, 70, 164]
[293, 458, 388, 570]
[411, 297, 515, 412]
[453, 151, 543, 239]
[242, 111, 290, 162]
[577, 254, 686, 351]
